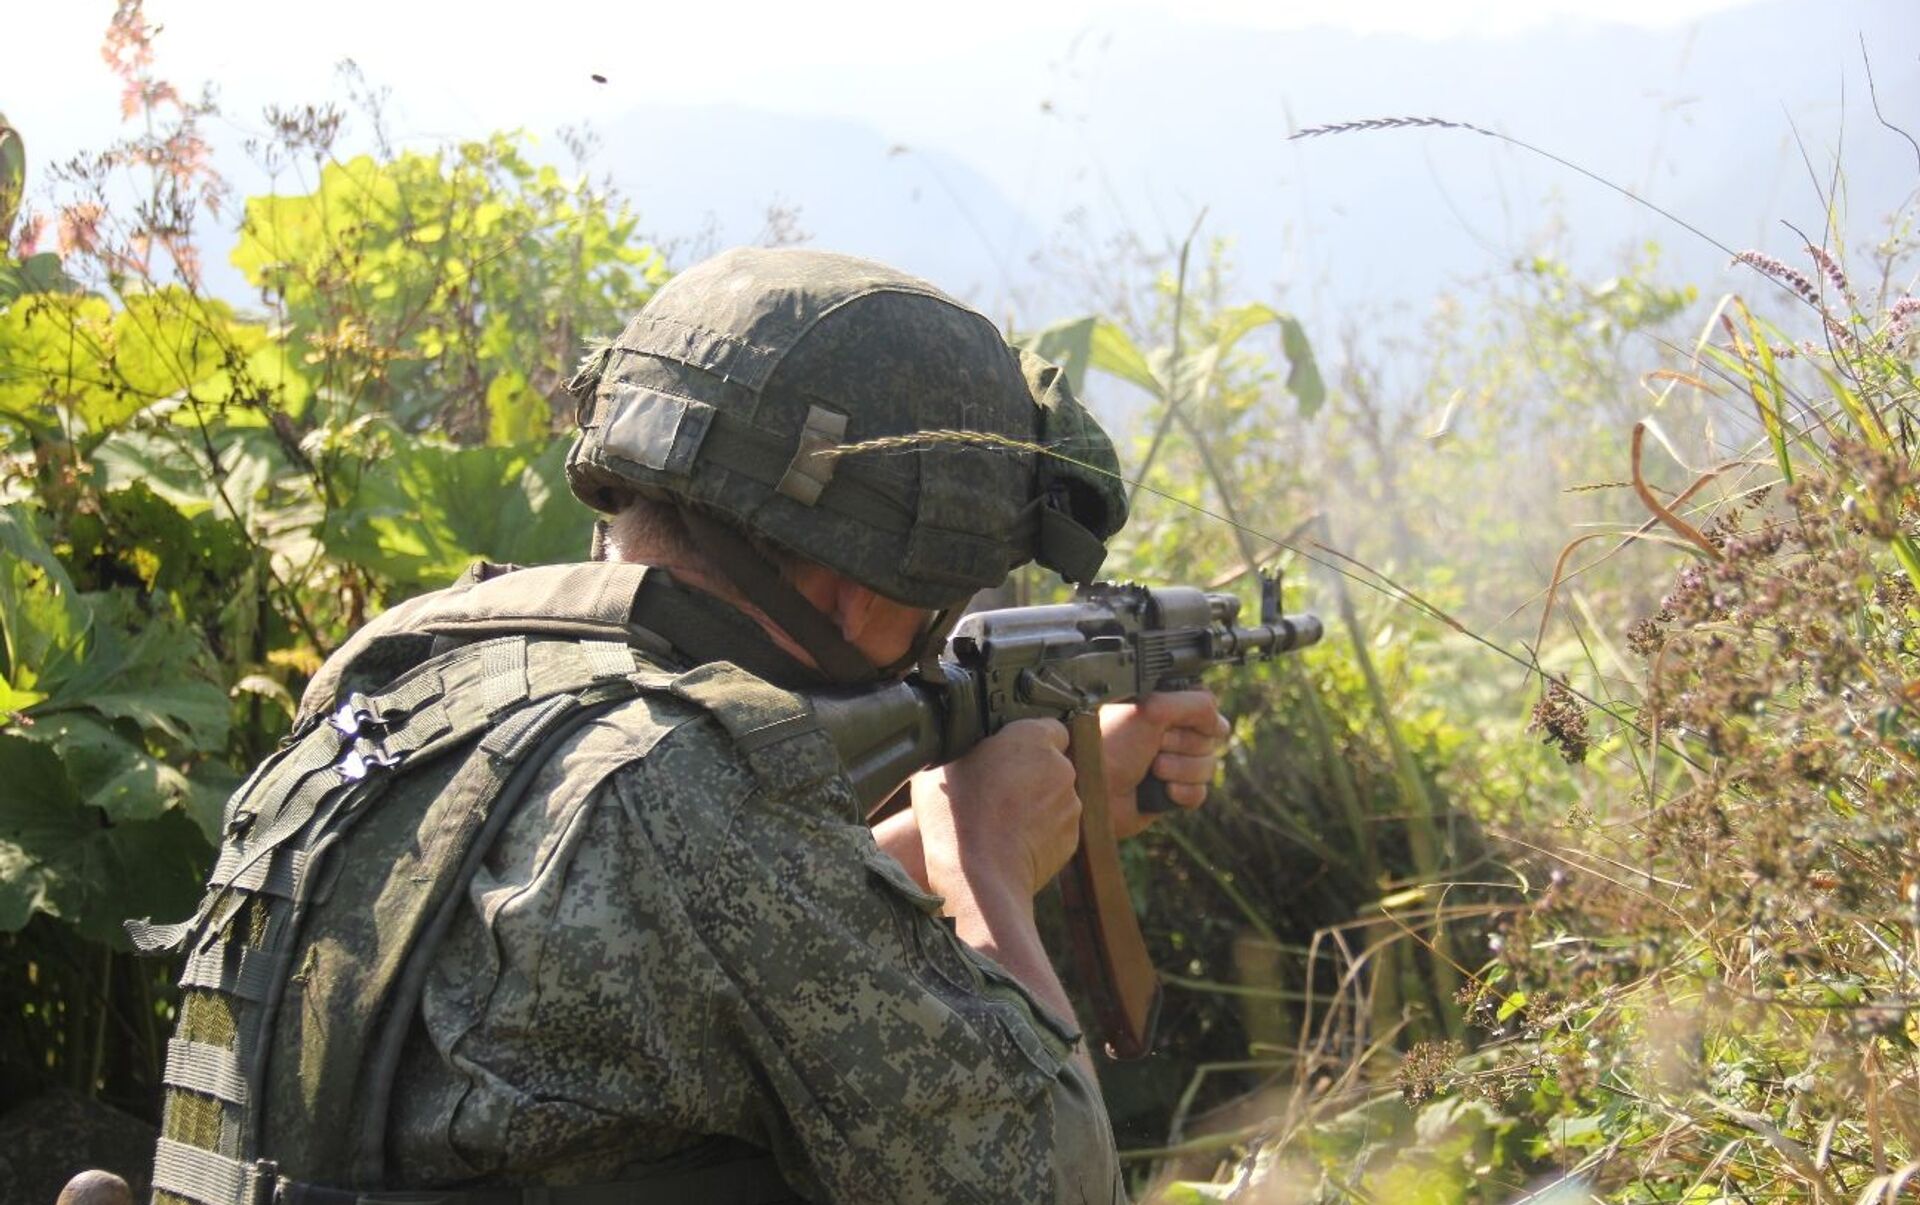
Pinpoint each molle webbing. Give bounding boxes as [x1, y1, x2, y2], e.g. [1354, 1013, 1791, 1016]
[146, 632, 668, 1205]
[291, 563, 661, 730]
[153, 1139, 270, 1205]
[164, 1040, 250, 1106]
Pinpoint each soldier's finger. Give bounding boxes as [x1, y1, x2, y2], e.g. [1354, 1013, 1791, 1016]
[1161, 780, 1208, 809]
[1139, 689, 1219, 728]
[1153, 751, 1218, 784]
[1003, 716, 1071, 752]
[1160, 726, 1224, 756]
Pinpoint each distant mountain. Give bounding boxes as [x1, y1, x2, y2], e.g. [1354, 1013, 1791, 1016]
[600, 105, 1045, 313]
[32, 0, 1920, 356]
[582, 0, 1917, 340]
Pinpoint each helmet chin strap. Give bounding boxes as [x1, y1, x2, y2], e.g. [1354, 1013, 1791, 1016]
[678, 509, 882, 686]
[877, 606, 962, 682]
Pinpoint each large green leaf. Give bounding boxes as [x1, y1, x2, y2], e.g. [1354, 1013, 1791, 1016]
[68, 808, 210, 945]
[113, 290, 264, 410]
[0, 731, 211, 942]
[38, 595, 230, 751]
[182, 764, 242, 845]
[89, 426, 223, 517]
[0, 731, 85, 931]
[0, 288, 272, 441]
[1181, 303, 1324, 418]
[240, 337, 312, 420]
[0, 292, 128, 435]
[0, 503, 84, 692]
[1019, 315, 1098, 397]
[496, 438, 587, 563]
[0, 506, 228, 756]
[1089, 319, 1162, 396]
[0, 672, 46, 713]
[485, 369, 550, 447]
[0, 252, 82, 304]
[1278, 314, 1325, 416]
[92, 423, 292, 533]
[1213, 301, 1286, 350]
[33, 713, 189, 823]
[326, 435, 585, 593]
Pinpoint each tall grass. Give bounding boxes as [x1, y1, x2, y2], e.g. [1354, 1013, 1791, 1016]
[1146, 241, 1920, 1202]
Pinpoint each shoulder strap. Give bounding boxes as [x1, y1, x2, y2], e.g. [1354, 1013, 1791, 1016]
[145, 634, 678, 1204]
[295, 563, 667, 728]
[400, 562, 660, 644]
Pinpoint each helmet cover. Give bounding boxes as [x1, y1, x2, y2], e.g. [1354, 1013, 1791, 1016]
[566, 247, 1127, 608]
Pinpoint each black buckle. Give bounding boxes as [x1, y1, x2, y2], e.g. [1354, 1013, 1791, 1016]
[246, 1159, 281, 1205]
[330, 695, 382, 737]
[331, 691, 409, 781]
[338, 740, 405, 782]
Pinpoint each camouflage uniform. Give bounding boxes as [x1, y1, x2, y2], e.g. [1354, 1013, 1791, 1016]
[372, 570, 1125, 1203]
[140, 249, 1134, 1205]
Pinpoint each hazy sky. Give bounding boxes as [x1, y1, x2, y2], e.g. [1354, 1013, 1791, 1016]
[9, 0, 1913, 350]
[13, 0, 1769, 169]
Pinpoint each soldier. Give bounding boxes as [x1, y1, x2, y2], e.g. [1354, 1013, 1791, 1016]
[140, 248, 1227, 1205]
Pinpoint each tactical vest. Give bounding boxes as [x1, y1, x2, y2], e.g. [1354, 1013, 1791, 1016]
[133, 562, 823, 1205]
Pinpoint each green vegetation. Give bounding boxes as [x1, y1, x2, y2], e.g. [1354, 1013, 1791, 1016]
[0, 20, 662, 1117]
[1130, 254, 1920, 1202]
[4, 8, 1914, 1201]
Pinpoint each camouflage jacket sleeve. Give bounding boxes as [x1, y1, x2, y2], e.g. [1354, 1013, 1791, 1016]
[391, 699, 1126, 1204]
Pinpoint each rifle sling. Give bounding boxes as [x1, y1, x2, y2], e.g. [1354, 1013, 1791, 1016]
[1057, 710, 1163, 1060]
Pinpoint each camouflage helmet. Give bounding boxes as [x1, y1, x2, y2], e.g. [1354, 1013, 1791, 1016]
[565, 247, 1127, 612]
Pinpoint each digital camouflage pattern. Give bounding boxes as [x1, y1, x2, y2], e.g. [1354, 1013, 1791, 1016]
[147, 565, 682, 1203]
[565, 248, 1128, 609]
[146, 246, 1136, 1203]
[144, 562, 1123, 1203]
[382, 664, 1125, 1202]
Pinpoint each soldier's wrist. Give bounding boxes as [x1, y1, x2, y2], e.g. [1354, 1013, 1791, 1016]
[931, 863, 1039, 927]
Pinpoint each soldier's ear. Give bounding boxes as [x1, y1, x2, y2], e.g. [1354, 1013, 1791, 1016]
[825, 578, 883, 641]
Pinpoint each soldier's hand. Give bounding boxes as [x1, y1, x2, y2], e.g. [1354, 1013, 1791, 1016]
[911, 717, 1081, 901]
[1099, 690, 1229, 840]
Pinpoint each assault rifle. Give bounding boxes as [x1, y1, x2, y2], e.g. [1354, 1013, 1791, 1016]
[810, 574, 1322, 1059]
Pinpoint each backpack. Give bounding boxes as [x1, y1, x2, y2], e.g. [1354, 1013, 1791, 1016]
[132, 562, 825, 1205]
